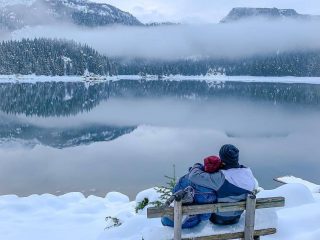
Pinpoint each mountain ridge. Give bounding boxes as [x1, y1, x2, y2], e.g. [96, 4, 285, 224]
[221, 7, 320, 23]
[0, 0, 142, 30]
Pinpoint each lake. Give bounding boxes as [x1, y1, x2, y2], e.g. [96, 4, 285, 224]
[0, 79, 319, 198]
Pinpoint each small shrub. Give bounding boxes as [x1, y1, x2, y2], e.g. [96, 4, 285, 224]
[135, 197, 149, 213]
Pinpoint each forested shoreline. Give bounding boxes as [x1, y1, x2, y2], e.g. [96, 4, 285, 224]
[1, 38, 320, 77]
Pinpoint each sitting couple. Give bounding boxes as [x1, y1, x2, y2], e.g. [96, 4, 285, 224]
[162, 144, 257, 229]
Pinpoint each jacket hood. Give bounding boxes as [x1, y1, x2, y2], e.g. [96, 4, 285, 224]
[221, 168, 256, 192]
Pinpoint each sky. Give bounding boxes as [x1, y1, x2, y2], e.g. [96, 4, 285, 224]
[95, 0, 320, 23]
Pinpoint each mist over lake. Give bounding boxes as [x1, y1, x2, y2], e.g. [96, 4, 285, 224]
[0, 80, 319, 198]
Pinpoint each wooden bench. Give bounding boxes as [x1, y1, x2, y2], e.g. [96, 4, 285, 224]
[147, 194, 285, 240]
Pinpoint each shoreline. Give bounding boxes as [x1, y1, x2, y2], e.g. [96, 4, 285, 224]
[1, 74, 320, 84]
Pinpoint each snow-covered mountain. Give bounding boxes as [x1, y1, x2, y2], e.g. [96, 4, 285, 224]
[221, 7, 320, 23]
[0, 0, 142, 30]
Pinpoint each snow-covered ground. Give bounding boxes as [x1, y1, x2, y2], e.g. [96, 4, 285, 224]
[0, 177, 319, 240]
[1, 74, 320, 84]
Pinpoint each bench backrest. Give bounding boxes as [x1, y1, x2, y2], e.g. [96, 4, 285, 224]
[147, 196, 284, 218]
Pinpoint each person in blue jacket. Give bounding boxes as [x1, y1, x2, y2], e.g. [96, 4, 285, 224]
[161, 156, 222, 229]
[189, 144, 256, 225]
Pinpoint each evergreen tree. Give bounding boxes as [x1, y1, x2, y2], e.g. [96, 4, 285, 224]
[0, 38, 117, 76]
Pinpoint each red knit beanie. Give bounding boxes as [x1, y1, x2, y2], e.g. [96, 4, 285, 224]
[204, 156, 222, 173]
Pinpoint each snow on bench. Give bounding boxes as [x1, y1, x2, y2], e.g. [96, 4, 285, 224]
[147, 194, 285, 240]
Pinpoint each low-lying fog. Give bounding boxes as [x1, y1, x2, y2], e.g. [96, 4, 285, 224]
[0, 98, 319, 198]
[6, 19, 320, 59]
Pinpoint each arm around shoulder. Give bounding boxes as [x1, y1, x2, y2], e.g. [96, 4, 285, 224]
[188, 165, 225, 191]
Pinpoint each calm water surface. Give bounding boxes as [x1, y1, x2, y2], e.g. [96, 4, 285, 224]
[0, 79, 319, 198]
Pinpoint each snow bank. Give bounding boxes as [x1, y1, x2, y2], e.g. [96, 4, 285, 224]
[106, 192, 130, 203]
[275, 201, 320, 240]
[257, 183, 315, 208]
[0, 192, 109, 240]
[0, 180, 319, 240]
[276, 176, 320, 194]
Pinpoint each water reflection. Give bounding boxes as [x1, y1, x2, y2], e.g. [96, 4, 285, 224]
[0, 119, 135, 148]
[0, 80, 319, 198]
[0, 80, 319, 117]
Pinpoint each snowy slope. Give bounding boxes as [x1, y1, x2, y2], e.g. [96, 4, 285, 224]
[0, 0, 142, 30]
[0, 179, 319, 240]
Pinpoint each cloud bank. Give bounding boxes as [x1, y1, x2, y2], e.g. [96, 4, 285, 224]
[10, 19, 320, 60]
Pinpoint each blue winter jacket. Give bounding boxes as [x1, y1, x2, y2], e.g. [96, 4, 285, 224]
[161, 167, 217, 229]
[173, 173, 217, 217]
[189, 163, 256, 224]
[172, 174, 217, 214]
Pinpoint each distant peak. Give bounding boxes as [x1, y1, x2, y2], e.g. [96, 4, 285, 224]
[220, 7, 310, 23]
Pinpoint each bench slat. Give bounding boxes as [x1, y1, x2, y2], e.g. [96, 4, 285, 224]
[147, 197, 284, 218]
[181, 228, 276, 240]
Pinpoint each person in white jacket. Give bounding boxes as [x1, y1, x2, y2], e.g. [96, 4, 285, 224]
[189, 144, 256, 225]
